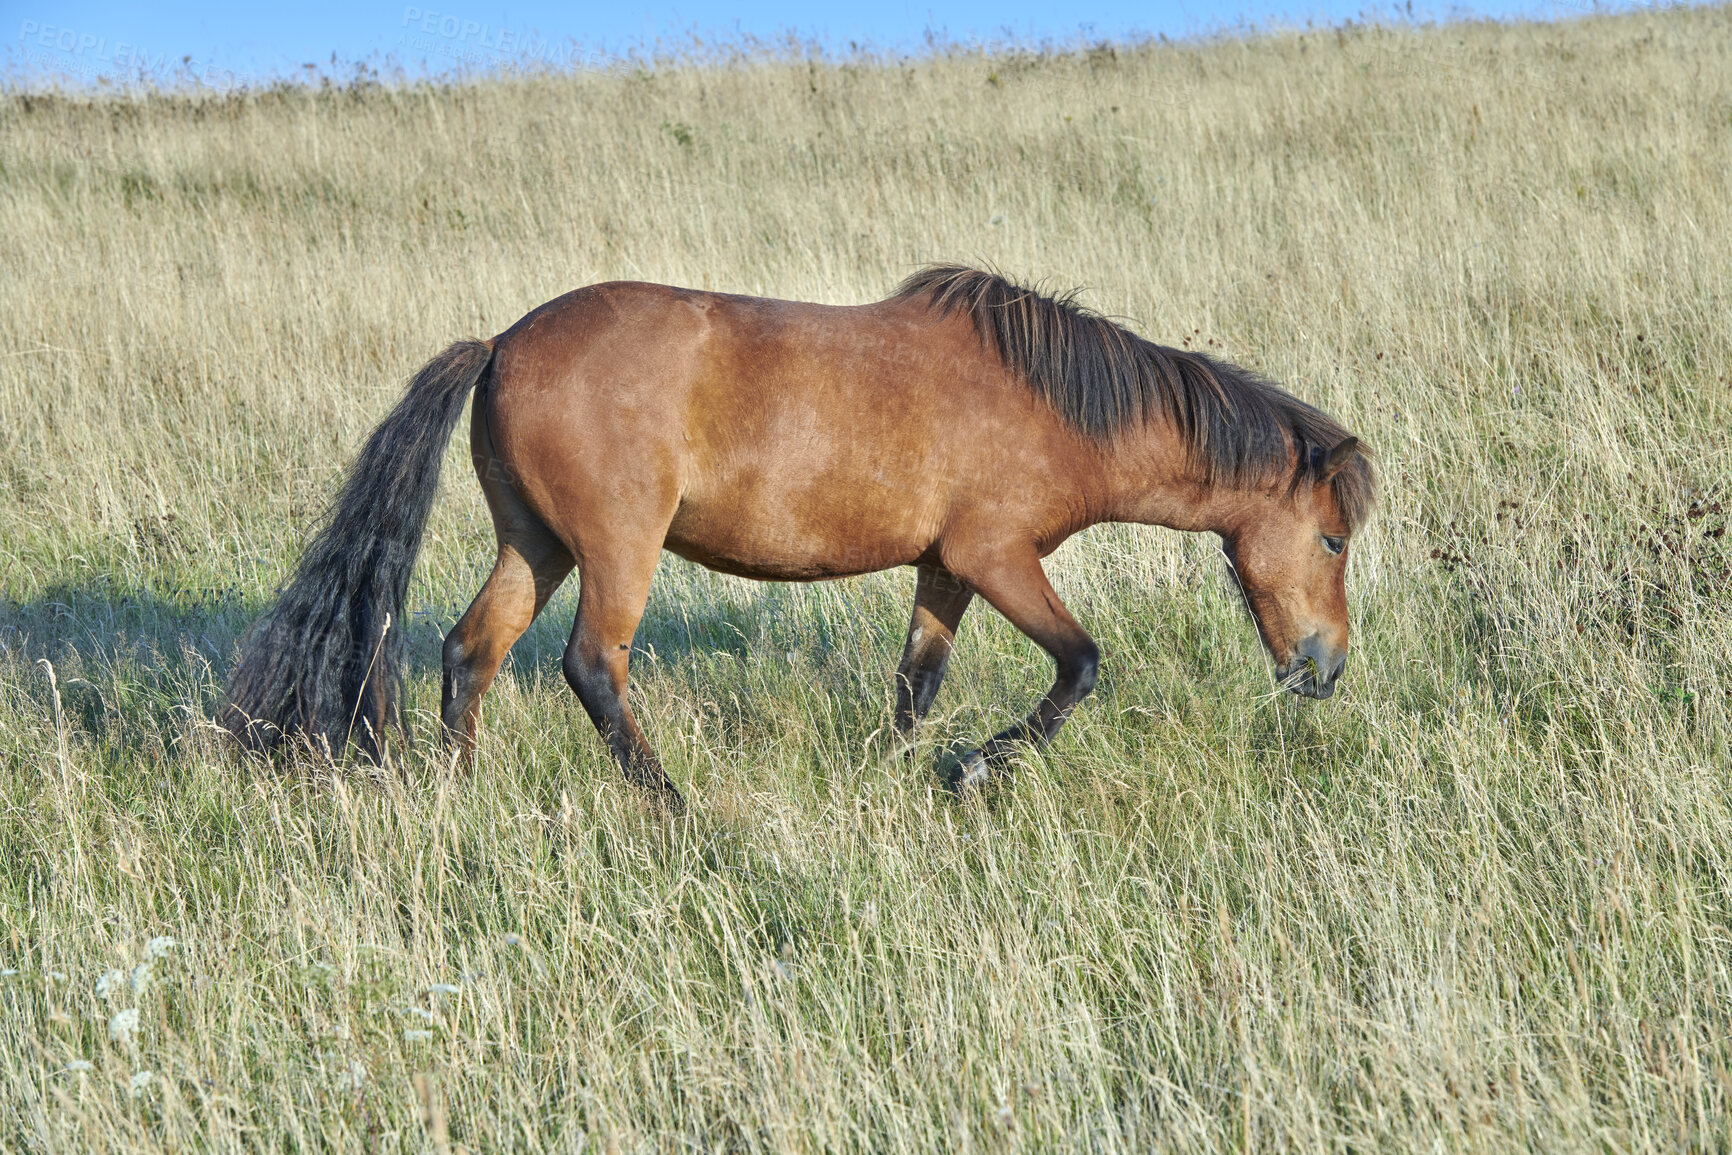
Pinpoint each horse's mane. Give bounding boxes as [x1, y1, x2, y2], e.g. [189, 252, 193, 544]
[891, 265, 1377, 530]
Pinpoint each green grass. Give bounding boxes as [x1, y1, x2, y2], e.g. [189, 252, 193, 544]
[3, 7, 1732, 1150]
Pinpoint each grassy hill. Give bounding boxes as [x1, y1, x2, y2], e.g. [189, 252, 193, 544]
[1, 7, 1730, 1150]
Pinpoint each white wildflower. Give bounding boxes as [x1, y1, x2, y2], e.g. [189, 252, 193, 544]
[130, 962, 154, 996]
[64, 1059, 94, 1073]
[108, 1007, 140, 1044]
[95, 970, 126, 1000]
[403, 1028, 434, 1043]
[1, 968, 17, 977]
[50, 971, 68, 982]
[129, 1070, 154, 1096]
[145, 936, 178, 959]
[338, 1059, 366, 1090]
[428, 982, 461, 996]
[402, 1005, 435, 1023]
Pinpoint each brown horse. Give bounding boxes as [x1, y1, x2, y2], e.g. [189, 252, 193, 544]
[222, 266, 1375, 806]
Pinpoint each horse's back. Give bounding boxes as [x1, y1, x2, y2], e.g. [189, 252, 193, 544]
[485, 281, 1097, 580]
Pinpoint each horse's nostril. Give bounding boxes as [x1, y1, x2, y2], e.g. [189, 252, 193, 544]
[1279, 637, 1347, 698]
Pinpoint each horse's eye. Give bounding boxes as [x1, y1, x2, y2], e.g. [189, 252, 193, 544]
[1321, 534, 1346, 555]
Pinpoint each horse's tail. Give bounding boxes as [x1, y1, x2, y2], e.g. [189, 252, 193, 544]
[220, 339, 495, 759]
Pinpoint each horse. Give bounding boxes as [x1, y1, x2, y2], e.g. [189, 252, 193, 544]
[221, 266, 1376, 809]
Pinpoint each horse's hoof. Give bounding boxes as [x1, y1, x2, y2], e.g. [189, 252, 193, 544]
[950, 750, 990, 792]
[632, 778, 687, 816]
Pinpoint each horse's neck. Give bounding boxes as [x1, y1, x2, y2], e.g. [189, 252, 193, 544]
[1097, 419, 1268, 536]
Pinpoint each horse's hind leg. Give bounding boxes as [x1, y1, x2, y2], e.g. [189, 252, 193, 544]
[947, 548, 1100, 789]
[561, 538, 684, 810]
[893, 564, 975, 739]
[441, 405, 575, 759]
[441, 532, 574, 759]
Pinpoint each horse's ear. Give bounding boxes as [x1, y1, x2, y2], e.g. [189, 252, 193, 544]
[1319, 437, 1359, 481]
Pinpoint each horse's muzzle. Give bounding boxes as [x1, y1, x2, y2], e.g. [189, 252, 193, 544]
[1275, 635, 1347, 700]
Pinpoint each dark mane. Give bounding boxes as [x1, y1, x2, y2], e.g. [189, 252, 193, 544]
[892, 265, 1377, 529]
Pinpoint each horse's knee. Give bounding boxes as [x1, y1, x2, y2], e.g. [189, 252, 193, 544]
[560, 646, 591, 698]
[1066, 641, 1101, 699]
[561, 643, 619, 708]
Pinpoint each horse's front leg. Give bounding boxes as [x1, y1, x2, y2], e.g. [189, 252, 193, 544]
[947, 549, 1100, 790]
[893, 563, 975, 741]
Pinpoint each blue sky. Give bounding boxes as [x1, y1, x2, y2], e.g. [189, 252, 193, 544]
[6, 0, 1648, 86]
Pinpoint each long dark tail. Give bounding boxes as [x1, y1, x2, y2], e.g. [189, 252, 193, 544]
[221, 339, 495, 759]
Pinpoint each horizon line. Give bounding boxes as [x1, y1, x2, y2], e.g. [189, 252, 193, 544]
[2, 0, 1678, 95]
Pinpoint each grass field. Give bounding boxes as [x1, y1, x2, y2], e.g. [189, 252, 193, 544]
[3, 6, 1731, 1150]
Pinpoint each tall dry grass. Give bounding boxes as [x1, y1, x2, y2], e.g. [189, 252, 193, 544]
[1, 7, 1730, 1150]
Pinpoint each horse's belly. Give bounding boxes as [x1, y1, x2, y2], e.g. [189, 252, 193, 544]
[664, 488, 933, 582]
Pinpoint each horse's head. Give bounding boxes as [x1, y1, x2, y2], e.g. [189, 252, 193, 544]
[1218, 437, 1368, 700]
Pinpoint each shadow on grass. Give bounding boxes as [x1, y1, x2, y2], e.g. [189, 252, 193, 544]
[0, 579, 247, 660]
[0, 568, 776, 679]
[0, 579, 258, 744]
[0, 568, 863, 755]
